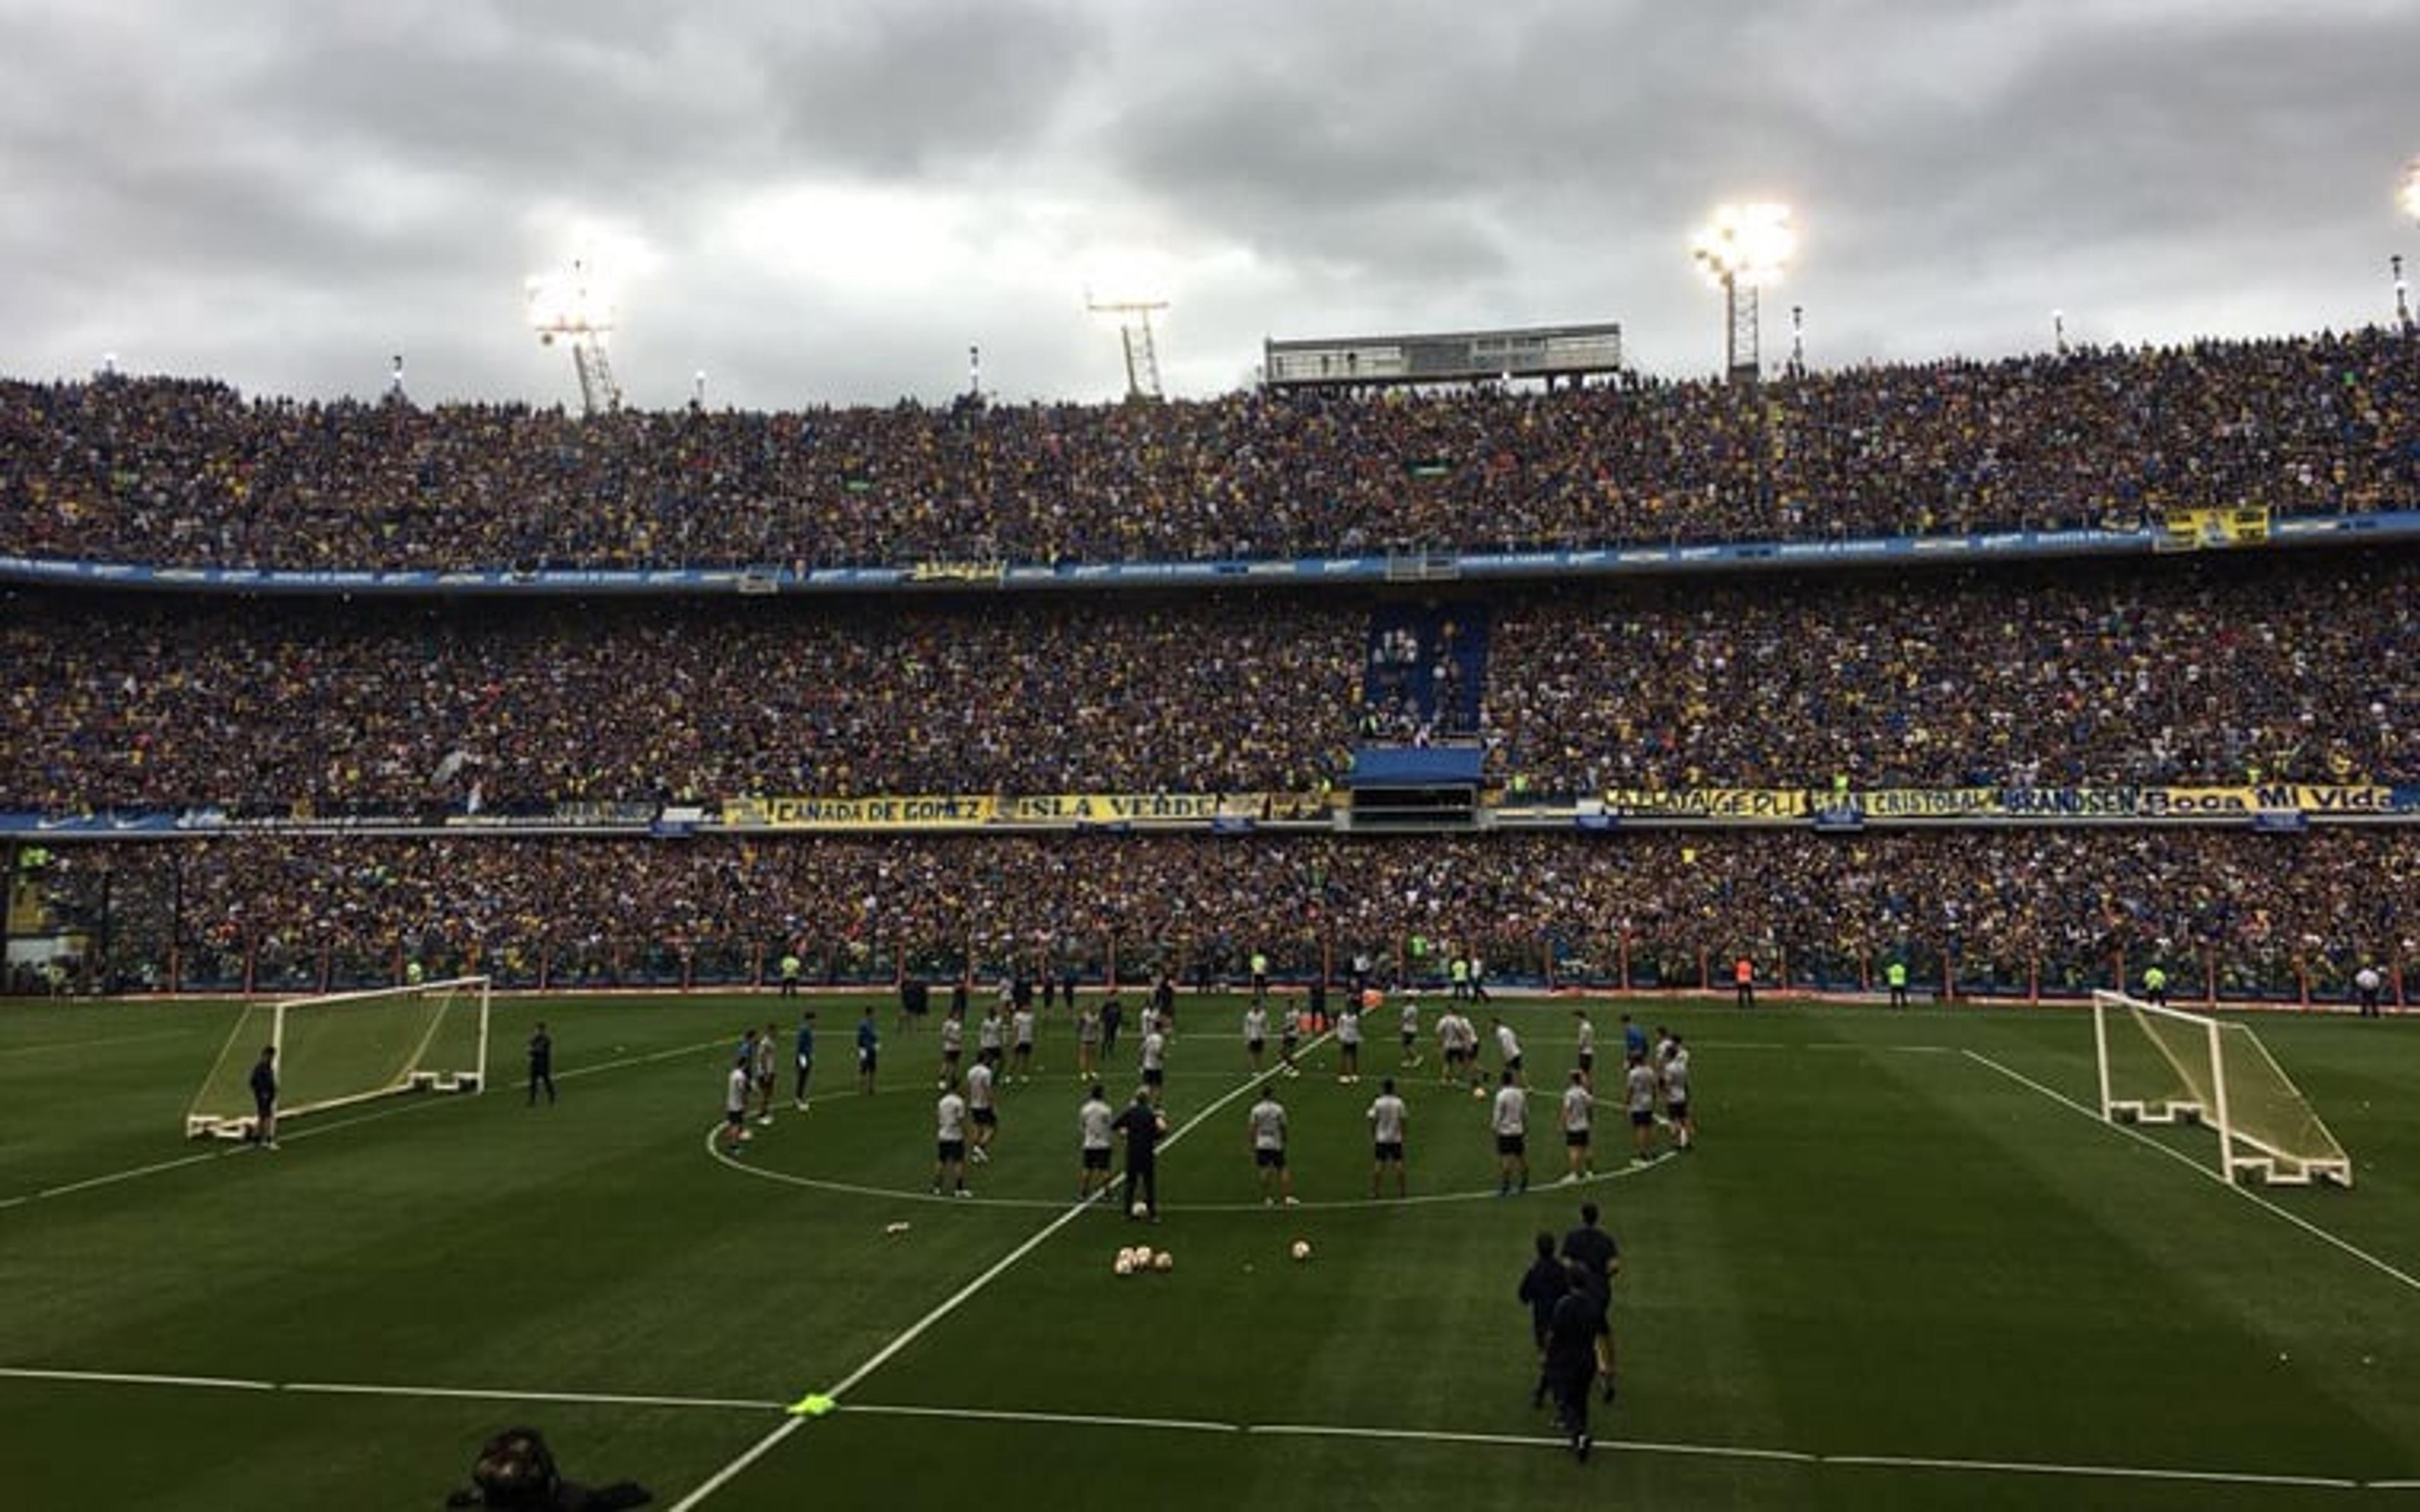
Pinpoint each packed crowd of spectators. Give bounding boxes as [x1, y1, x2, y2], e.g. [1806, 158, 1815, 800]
[4, 551, 2410, 811]
[34, 827, 2417, 1000]
[1484, 549, 2419, 791]
[0, 592, 1361, 810]
[3, 326, 2413, 571]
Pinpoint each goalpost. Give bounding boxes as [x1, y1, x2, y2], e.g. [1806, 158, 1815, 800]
[2090, 989, 2351, 1187]
[185, 976, 492, 1140]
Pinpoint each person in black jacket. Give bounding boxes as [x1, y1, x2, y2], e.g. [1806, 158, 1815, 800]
[1516, 1230, 1569, 1409]
[446, 1426, 651, 1509]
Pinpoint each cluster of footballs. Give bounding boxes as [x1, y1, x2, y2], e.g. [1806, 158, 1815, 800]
[1112, 1245, 1173, 1276]
[1109, 1239, 1312, 1275]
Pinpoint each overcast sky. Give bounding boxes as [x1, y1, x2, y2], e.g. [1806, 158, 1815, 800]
[1, 0, 2415, 411]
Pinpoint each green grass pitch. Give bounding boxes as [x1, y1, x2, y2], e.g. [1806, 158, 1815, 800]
[3, 990, 2417, 1510]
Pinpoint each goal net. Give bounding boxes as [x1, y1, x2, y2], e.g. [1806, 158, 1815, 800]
[2090, 990, 2351, 1186]
[186, 976, 492, 1139]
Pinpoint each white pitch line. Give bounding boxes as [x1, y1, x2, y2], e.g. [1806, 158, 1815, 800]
[3, 1367, 2406, 1490]
[1252, 1421, 1571, 1452]
[667, 1042, 1325, 1512]
[3, 1035, 732, 1212]
[1824, 1452, 2359, 1490]
[286, 1380, 785, 1412]
[0, 1365, 274, 1393]
[35, 1148, 234, 1200]
[843, 1401, 1240, 1435]
[706, 1137, 1670, 1212]
[1964, 1050, 2420, 1297]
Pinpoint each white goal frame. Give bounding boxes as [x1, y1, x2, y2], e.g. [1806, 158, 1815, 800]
[2091, 989, 2351, 1187]
[185, 975, 492, 1139]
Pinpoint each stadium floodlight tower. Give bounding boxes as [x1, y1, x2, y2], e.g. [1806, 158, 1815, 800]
[1690, 202, 1796, 386]
[1085, 292, 1170, 401]
[524, 258, 624, 418]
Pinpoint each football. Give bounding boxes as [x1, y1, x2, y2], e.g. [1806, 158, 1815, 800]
[1152, 1251, 1173, 1272]
[1132, 1246, 1155, 1268]
[1472, 1084, 1487, 1099]
[1290, 1239, 1311, 1261]
[1131, 1200, 1150, 1218]
[1113, 1253, 1134, 1276]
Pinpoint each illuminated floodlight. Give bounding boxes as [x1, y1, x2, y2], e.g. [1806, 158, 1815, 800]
[524, 258, 622, 416]
[2400, 159, 2420, 224]
[1690, 202, 1797, 289]
[1691, 202, 1797, 384]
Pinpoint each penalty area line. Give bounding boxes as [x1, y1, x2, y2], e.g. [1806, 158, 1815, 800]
[1962, 1050, 2420, 1298]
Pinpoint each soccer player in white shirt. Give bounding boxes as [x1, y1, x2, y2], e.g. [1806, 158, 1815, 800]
[1367, 1077, 1410, 1198]
[1076, 1082, 1115, 1203]
[1139, 1026, 1168, 1103]
[1494, 1017, 1526, 1086]
[933, 1079, 972, 1196]
[1438, 1010, 1470, 1086]
[938, 1009, 965, 1089]
[752, 1023, 780, 1126]
[1242, 1002, 1269, 1075]
[1662, 1036, 1694, 1152]
[1491, 1070, 1530, 1196]
[1075, 1005, 1101, 1079]
[1398, 996, 1423, 1069]
[1572, 1011, 1598, 1087]
[1559, 1070, 1596, 1182]
[966, 1060, 999, 1163]
[1010, 1005, 1037, 1082]
[1335, 1002, 1363, 1084]
[1625, 1052, 1661, 1164]
[722, 1055, 752, 1151]
[1248, 1084, 1296, 1205]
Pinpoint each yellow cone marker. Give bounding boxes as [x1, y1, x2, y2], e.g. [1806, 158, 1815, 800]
[788, 1392, 837, 1418]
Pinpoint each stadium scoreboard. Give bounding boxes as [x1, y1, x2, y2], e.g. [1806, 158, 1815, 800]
[1264, 321, 1623, 391]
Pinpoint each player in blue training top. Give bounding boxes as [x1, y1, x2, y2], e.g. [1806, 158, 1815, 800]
[856, 1007, 880, 1094]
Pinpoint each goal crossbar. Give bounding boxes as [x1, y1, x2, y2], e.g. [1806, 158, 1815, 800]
[2092, 990, 2351, 1187]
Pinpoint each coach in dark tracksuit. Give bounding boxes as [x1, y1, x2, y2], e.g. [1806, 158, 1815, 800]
[527, 1023, 556, 1106]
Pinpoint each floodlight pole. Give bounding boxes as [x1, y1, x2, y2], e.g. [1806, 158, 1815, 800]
[1725, 272, 1761, 386]
[1086, 297, 1169, 401]
[1787, 304, 1806, 379]
[2397, 255, 2412, 336]
[2053, 309, 2068, 357]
